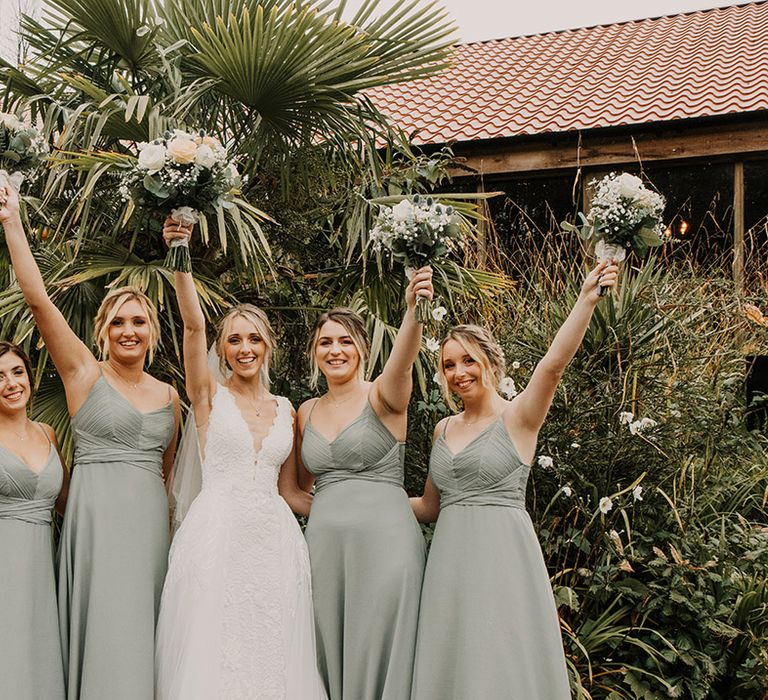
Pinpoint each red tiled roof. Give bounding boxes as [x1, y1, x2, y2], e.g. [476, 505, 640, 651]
[366, 2, 768, 145]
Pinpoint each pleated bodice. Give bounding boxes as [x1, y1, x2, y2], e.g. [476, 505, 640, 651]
[72, 375, 175, 476]
[0, 444, 62, 525]
[431, 418, 530, 509]
[302, 401, 405, 493]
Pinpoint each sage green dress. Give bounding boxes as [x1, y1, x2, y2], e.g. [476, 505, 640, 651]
[0, 441, 65, 700]
[58, 376, 175, 700]
[411, 418, 570, 700]
[302, 400, 426, 700]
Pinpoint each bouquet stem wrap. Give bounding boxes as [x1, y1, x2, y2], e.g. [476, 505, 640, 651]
[405, 267, 432, 324]
[164, 206, 199, 273]
[595, 240, 626, 296]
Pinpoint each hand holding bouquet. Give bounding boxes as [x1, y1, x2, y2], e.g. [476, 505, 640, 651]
[0, 112, 48, 190]
[120, 128, 243, 271]
[369, 195, 462, 323]
[563, 173, 666, 295]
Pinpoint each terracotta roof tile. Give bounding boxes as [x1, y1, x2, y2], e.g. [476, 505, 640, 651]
[366, 2, 768, 144]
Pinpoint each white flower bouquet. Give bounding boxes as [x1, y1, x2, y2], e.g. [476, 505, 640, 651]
[0, 112, 49, 189]
[120, 128, 243, 271]
[369, 195, 463, 323]
[562, 173, 666, 295]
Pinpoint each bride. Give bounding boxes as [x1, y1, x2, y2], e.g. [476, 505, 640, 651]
[155, 220, 327, 699]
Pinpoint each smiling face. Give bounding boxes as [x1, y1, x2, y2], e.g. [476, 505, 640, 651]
[221, 315, 268, 380]
[440, 338, 487, 401]
[314, 320, 362, 385]
[0, 350, 31, 414]
[106, 298, 152, 365]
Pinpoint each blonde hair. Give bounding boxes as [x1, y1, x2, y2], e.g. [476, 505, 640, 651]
[437, 324, 505, 411]
[215, 304, 276, 389]
[93, 287, 160, 364]
[308, 308, 369, 390]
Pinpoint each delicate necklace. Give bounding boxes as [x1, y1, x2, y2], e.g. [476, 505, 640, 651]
[234, 388, 266, 417]
[325, 390, 362, 408]
[107, 365, 142, 390]
[1, 419, 31, 442]
[460, 412, 498, 427]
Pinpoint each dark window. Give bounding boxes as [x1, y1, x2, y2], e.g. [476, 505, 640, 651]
[744, 160, 768, 283]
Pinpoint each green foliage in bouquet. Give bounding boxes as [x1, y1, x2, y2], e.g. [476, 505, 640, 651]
[0, 112, 48, 181]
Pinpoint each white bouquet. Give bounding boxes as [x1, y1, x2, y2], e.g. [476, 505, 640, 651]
[120, 128, 243, 271]
[0, 112, 48, 189]
[563, 173, 666, 294]
[369, 195, 462, 322]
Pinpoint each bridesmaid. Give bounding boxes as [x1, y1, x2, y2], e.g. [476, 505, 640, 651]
[296, 268, 433, 700]
[0, 182, 180, 700]
[0, 341, 68, 700]
[410, 261, 619, 699]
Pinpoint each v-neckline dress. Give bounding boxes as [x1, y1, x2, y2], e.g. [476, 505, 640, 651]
[57, 375, 175, 700]
[411, 418, 570, 699]
[301, 400, 426, 700]
[0, 440, 65, 700]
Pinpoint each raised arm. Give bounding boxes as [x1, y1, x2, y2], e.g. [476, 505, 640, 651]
[511, 261, 618, 433]
[162, 219, 214, 420]
[371, 266, 433, 415]
[0, 183, 97, 396]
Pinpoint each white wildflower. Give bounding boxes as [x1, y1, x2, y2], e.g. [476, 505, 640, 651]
[570, 442, 580, 449]
[432, 372, 442, 384]
[599, 496, 613, 514]
[632, 485, 644, 501]
[426, 337, 440, 353]
[537, 455, 553, 470]
[669, 409, 682, 418]
[512, 361, 520, 370]
[431, 305, 448, 322]
[562, 485, 573, 497]
[639, 417, 657, 430]
[498, 376, 517, 399]
[619, 411, 634, 425]
[628, 420, 642, 435]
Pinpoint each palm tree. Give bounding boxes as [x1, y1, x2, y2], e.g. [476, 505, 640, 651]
[0, 0, 510, 453]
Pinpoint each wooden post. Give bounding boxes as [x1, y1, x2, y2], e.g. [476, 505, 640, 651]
[476, 181, 487, 268]
[733, 161, 745, 294]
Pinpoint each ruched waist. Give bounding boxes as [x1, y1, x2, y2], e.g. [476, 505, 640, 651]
[314, 471, 404, 494]
[0, 495, 54, 525]
[75, 446, 163, 476]
[440, 489, 526, 509]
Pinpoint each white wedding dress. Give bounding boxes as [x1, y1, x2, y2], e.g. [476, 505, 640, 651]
[155, 386, 327, 699]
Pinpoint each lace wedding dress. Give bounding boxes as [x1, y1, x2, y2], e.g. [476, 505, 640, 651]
[155, 386, 327, 699]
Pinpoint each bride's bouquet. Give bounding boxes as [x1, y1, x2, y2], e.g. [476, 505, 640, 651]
[563, 172, 666, 294]
[369, 195, 462, 323]
[119, 128, 243, 272]
[0, 112, 49, 189]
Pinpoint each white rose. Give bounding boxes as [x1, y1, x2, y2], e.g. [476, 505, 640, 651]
[392, 200, 413, 222]
[537, 455, 553, 470]
[426, 337, 440, 353]
[432, 372, 442, 384]
[167, 137, 198, 164]
[195, 144, 217, 169]
[616, 172, 644, 199]
[137, 144, 167, 172]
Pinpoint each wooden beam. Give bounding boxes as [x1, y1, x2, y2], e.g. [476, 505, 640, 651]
[454, 121, 768, 177]
[733, 161, 745, 294]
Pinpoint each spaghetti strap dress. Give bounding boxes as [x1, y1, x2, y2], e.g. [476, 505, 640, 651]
[411, 418, 570, 699]
[0, 437, 65, 700]
[57, 375, 175, 700]
[301, 400, 426, 700]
